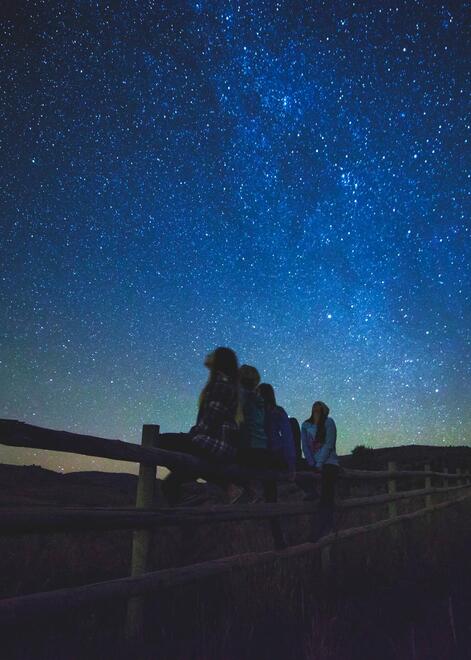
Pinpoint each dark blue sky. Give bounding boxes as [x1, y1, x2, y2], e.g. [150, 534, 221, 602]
[1, 1, 470, 471]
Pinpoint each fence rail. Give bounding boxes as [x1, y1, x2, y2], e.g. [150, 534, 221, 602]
[0, 419, 465, 482]
[1, 492, 471, 627]
[0, 483, 470, 535]
[0, 418, 470, 640]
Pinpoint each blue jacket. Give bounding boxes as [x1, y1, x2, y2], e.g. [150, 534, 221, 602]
[301, 418, 339, 468]
[265, 407, 296, 472]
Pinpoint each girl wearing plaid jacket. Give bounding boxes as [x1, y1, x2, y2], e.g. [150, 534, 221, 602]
[161, 347, 242, 504]
[189, 349, 240, 460]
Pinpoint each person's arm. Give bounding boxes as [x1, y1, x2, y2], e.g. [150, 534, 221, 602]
[315, 418, 336, 468]
[301, 424, 315, 467]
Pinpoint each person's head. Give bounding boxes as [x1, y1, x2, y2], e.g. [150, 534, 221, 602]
[239, 364, 261, 391]
[306, 400, 330, 424]
[199, 347, 239, 410]
[312, 401, 330, 424]
[210, 347, 239, 383]
[258, 383, 277, 408]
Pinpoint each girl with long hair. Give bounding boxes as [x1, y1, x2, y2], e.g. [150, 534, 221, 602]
[161, 347, 242, 504]
[192, 347, 240, 458]
[257, 383, 296, 479]
[307, 401, 339, 539]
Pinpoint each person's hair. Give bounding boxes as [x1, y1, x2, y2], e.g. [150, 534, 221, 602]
[313, 401, 329, 445]
[239, 364, 261, 390]
[211, 347, 239, 383]
[304, 401, 330, 444]
[304, 403, 316, 425]
[199, 347, 239, 409]
[258, 383, 277, 408]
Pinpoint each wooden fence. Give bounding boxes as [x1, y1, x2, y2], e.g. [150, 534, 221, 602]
[1, 418, 470, 640]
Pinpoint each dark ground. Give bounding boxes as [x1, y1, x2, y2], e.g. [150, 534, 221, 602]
[1, 445, 471, 659]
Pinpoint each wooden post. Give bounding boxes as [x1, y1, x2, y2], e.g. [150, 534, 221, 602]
[425, 464, 432, 508]
[125, 424, 160, 641]
[457, 468, 462, 487]
[388, 461, 397, 518]
[264, 481, 286, 549]
[443, 466, 449, 489]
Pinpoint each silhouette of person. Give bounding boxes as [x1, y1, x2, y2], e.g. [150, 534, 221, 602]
[308, 401, 339, 540]
[161, 347, 242, 504]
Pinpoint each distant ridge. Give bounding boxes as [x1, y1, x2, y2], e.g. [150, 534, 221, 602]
[342, 444, 471, 470]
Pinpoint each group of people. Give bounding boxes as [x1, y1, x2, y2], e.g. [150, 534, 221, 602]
[160, 346, 339, 539]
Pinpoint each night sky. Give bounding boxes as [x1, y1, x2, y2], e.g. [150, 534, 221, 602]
[1, 1, 470, 473]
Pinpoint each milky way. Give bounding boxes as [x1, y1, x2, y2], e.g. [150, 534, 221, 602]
[1, 1, 470, 472]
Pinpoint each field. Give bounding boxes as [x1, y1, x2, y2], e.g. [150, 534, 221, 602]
[1, 446, 471, 659]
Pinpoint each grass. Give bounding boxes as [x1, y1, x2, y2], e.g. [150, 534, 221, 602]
[1, 464, 471, 659]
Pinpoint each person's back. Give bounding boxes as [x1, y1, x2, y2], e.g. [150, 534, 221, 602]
[238, 365, 268, 449]
[239, 387, 268, 449]
[265, 406, 296, 473]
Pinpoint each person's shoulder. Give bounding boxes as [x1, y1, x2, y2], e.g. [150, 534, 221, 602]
[274, 406, 288, 418]
[301, 420, 313, 428]
[326, 417, 336, 428]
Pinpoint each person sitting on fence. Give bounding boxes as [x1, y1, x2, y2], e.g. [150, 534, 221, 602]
[235, 366, 286, 503]
[238, 365, 267, 449]
[299, 405, 320, 501]
[257, 383, 296, 480]
[161, 347, 243, 505]
[308, 401, 340, 541]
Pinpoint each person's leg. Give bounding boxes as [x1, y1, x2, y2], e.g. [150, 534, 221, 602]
[237, 447, 285, 470]
[315, 464, 338, 537]
[158, 432, 193, 453]
[320, 465, 336, 506]
[298, 467, 319, 501]
[263, 479, 278, 503]
[262, 478, 287, 548]
[310, 464, 338, 540]
[159, 433, 197, 505]
[235, 448, 285, 503]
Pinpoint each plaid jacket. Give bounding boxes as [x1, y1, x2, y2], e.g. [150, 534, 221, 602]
[190, 372, 239, 460]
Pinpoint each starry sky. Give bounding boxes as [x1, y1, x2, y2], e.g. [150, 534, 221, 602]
[1, 1, 470, 473]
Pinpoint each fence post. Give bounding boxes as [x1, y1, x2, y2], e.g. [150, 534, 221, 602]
[125, 424, 160, 641]
[457, 468, 462, 487]
[425, 463, 432, 508]
[443, 466, 449, 489]
[388, 461, 397, 518]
